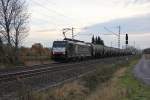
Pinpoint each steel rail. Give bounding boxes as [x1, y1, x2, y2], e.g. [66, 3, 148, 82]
[0, 59, 101, 82]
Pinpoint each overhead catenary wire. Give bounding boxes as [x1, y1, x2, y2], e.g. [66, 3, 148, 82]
[30, 0, 75, 23]
[43, 0, 57, 6]
[31, 16, 63, 29]
[30, 2, 67, 27]
[104, 27, 118, 36]
[29, 0, 80, 32]
[29, 0, 96, 35]
[30, 0, 121, 37]
[104, 26, 121, 48]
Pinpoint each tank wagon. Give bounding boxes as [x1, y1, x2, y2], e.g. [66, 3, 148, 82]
[52, 38, 132, 61]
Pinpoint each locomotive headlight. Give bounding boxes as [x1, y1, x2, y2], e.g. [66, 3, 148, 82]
[62, 48, 66, 54]
[52, 51, 55, 55]
[62, 52, 66, 55]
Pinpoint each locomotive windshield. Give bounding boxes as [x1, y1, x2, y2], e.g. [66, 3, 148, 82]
[53, 41, 67, 48]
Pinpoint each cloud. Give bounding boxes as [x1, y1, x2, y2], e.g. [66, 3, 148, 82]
[133, 0, 150, 4]
[82, 13, 150, 35]
[77, 13, 150, 49]
[122, 0, 150, 7]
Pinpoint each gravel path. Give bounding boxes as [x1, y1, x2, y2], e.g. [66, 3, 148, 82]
[134, 56, 150, 85]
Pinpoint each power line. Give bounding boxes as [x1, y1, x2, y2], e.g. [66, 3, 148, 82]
[29, 3, 70, 29]
[43, 0, 57, 6]
[30, 0, 76, 29]
[33, 28, 62, 33]
[62, 27, 90, 39]
[42, 0, 78, 22]
[104, 27, 118, 36]
[31, 15, 63, 28]
[30, 0, 92, 35]
[46, 0, 78, 22]
[104, 26, 122, 49]
[31, 0, 74, 22]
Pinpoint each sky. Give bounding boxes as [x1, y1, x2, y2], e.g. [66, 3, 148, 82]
[24, 0, 150, 49]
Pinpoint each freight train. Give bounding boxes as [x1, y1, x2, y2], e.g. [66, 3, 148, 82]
[52, 38, 132, 61]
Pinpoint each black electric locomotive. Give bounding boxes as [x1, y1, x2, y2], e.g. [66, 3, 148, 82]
[52, 38, 132, 61]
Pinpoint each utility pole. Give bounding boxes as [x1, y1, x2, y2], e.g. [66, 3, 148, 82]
[72, 27, 74, 40]
[118, 26, 121, 49]
[134, 41, 135, 48]
[104, 25, 121, 49]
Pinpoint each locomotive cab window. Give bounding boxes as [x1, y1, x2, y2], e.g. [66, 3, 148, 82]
[53, 41, 67, 48]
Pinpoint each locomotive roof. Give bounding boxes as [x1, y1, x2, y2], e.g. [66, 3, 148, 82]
[64, 38, 84, 42]
[63, 38, 91, 46]
[54, 40, 90, 46]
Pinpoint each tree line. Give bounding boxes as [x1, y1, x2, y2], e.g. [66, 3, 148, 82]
[92, 35, 104, 45]
[0, 0, 29, 66]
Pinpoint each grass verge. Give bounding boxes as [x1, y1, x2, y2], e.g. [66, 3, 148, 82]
[87, 56, 150, 100]
[119, 57, 150, 100]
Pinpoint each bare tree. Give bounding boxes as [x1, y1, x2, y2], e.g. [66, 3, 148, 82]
[0, 36, 3, 63]
[0, 35, 3, 52]
[0, 0, 29, 64]
[0, 0, 14, 45]
[13, 12, 29, 62]
[12, 1, 29, 52]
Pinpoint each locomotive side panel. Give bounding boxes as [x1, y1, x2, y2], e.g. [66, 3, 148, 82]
[66, 43, 76, 58]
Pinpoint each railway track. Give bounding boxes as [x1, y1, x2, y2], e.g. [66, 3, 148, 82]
[0, 56, 131, 99]
[0, 62, 60, 74]
[0, 62, 90, 82]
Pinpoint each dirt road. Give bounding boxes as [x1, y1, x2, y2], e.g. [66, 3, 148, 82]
[134, 56, 150, 85]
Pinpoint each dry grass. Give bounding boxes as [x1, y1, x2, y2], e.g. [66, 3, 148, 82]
[24, 60, 53, 66]
[0, 64, 5, 69]
[35, 67, 128, 100]
[86, 68, 128, 100]
[48, 82, 89, 100]
[86, 56, 150, 100]
[28, 81, 89, 100]
[48, 66, 127, 100]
